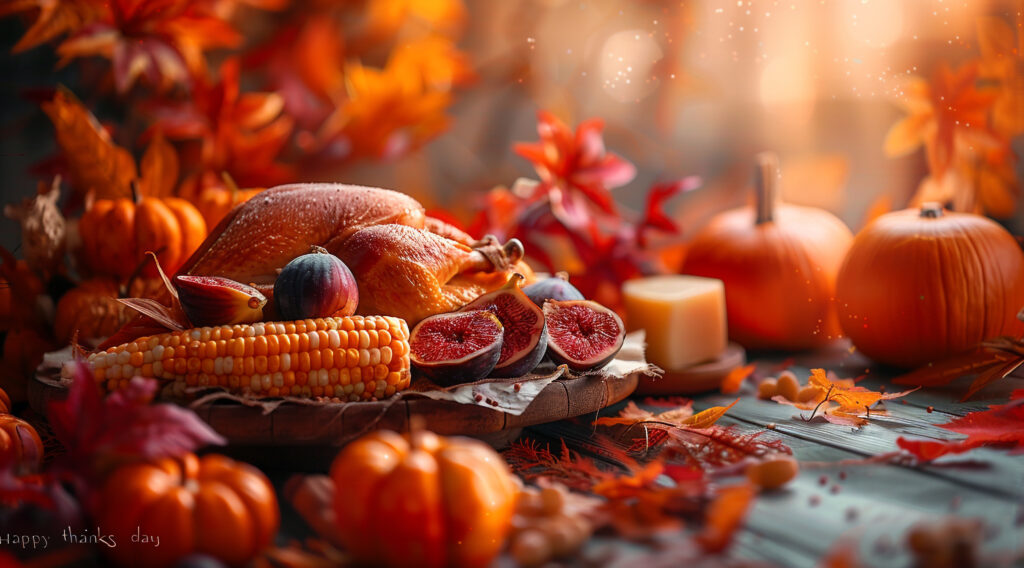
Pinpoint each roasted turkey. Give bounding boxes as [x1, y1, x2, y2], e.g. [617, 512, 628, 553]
[103, 184, 530, 347]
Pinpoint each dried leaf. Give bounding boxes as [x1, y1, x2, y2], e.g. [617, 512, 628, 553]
[0, 0, 100, 53]
[895, 338, 1024, 400]
[41, 88, 136, 199]
[719, 364, 755, 395]
[116, 298, 186, 331]
[696, 483, 756, 553]
[684, 400, 739, 429]
[636, 177, 701, 246]
[137, 131, 178, 198]
[897, 395, 1024, 460]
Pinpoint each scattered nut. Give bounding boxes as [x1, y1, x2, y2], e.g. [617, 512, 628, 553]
[745, 454, 799, 490]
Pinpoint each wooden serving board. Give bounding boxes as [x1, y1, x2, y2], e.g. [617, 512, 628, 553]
[29, 369, 638, 452]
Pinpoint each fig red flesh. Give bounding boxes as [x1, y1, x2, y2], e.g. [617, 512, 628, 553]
[410, 311, 504, 385]
[543, 300, 625, 371]
[460, 273, 547, 377]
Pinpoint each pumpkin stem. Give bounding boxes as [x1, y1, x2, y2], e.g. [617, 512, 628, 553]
[920, 202, 944, 218]
[130, 180, 142, 204]
[221, 172, 241, 205]
[754, 152, 780, 225]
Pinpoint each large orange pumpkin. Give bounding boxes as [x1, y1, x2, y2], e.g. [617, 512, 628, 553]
[97, 453, 279, 568]
[0, 414, 44, 470]
[78, 189, 207, 279]
[54, 277, 163, 345]
[836, 204, 1024, 367]
[682, 154, 854, 350]
[330, 428, 517, 568]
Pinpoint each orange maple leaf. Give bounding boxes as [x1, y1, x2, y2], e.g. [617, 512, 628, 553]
[42, 88, 181, 200]
[314, 57, 451, 161]
[977, 15, 1024, 137]
[720, 363, 755, 394]
[0, 0, 101, 53]
[360, 0, 466, 44]
[150, 58, 294, 190]
[594, 399, 737, 430]
[41, 88, 137, 199]
[772, 369, 916, 427]
[697, 483, 756, 553]
[884, 63, 1000, 177]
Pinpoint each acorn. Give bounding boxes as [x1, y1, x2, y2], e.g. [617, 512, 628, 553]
[174, 275, 267, 326]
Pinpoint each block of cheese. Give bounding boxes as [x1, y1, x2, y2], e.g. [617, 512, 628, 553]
[622, 275, 727, 371]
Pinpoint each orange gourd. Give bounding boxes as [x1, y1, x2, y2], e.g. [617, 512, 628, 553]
[836, 204, 1024, 367]
[97, 453, 279, 568]
[682, 154, 854, 350]
[54, 277, 162, 345]
[0, 414, 43, 470]
[78, 187, 207, 279]
[330, 428, 517, 568]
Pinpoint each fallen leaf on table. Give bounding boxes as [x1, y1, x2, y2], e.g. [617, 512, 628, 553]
[594, 399, 736, 429]
[720, 364, 755, 394]
[894, 336, 1024, 401]
[896, 390, 1024, 460]
[696, 483, 756, 553]
[772, 369, 917, 427]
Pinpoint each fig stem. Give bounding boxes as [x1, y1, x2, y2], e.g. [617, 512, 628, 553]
[920, 202, 944, 218]
[309, 245, 330, 255]
[754, 152, 780, 225]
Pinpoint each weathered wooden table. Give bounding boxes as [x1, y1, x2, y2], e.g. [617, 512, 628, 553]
[273, 340, 1022, 567]
[515, 341, 1023, 567]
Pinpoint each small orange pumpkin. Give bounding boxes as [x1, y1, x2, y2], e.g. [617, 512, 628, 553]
[78, 187, 207, 279]
[330, 428, 517, 568]
[180, 171, 264, 229]
[54, 277, 163, 345]
[97, 453, 279, 568]
[0, 414, 44, 470]
[682, 154, 854, 350]
[836, 204, 1024, 367]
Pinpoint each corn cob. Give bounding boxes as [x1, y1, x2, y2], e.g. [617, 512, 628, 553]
[83, 316, 411, 401]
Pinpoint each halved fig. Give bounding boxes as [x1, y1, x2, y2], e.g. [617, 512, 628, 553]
[410, 311, 504, 385]
[460, 273, 547, 377]
[543, 300, 625, 372]
[174, 275, 266, 326]
[523, 271, 585, 307]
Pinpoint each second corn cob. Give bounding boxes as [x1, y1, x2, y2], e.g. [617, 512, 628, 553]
[80, 316, 411, 401]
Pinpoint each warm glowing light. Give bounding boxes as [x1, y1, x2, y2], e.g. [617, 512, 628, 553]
[759, 56, 816, 106]
[599, 29, 663, 103]
[840, 0, 904, 48]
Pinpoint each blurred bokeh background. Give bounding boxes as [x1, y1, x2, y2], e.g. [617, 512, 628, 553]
[2, 0, 1022, 257]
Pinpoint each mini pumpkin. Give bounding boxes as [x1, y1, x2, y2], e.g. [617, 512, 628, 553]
[54, 277, 163, 345]
[330, 428, 517, 568]
[78, 187, 207, 279]
[682, 154, 854, 350]
[181, 171, 264, 229]
[836, 203, 1024, 367]
[0, 414, 44, 470]
[97, 453, 279, 568]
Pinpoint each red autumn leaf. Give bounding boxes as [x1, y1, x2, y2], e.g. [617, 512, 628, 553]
[514, 111, 636, 218]
[697, 483, 756, 553]
[896, 391, 1024, 460]
[635, 176, 701, 246]
[660, 426, 792, 469]
[53, 0, 244, 93]
[48, 361, 224, 479]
